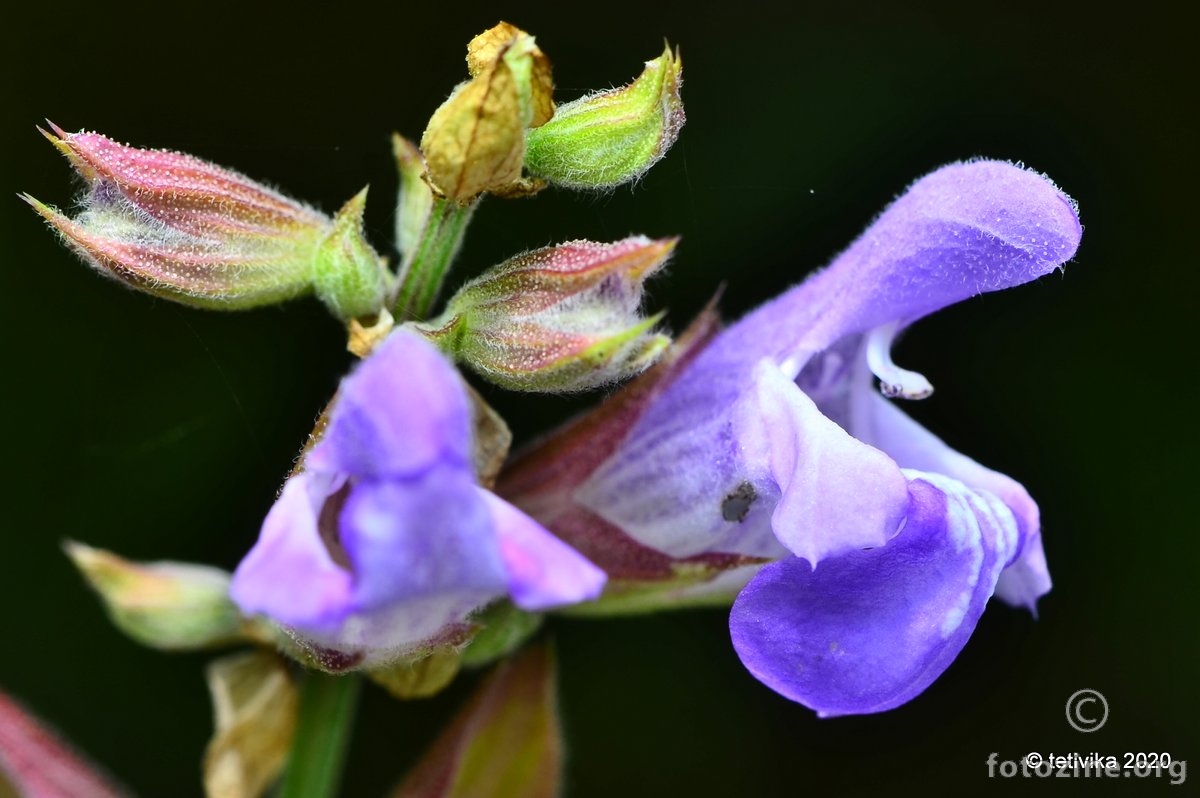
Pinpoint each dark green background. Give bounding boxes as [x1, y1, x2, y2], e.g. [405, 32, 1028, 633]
[2, 2, 1194, 796]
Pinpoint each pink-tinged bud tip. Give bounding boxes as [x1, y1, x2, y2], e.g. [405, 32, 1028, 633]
[420, 236, 677, 392]
[26, 126, 348, 310]
[41, 126, 328, 238]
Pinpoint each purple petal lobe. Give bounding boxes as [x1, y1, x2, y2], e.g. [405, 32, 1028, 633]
[339, 467, 507, 611]
[857, 393, 1050, 611]
[480, 490, 607, 610]
[729, 473, 1019, 716]
[307, 329, 472, 478]
[235, 464, 512, 654]
[733, 361, 908, 565]
[231, 473, 353, 631]
[282, 467, 509, 654]
[993, 534, 1050, 612]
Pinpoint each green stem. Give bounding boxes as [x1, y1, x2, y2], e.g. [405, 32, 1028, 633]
[392, 198, 477, 321]
[278, 671, 362, 798]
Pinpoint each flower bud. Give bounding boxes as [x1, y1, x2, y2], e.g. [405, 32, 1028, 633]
[392, 644, 562, 798]
[393, 133, 434, 261]
[65, 541, 252, 650]
[203, 651, 297, 798]
[368, 648, 461, 699]
[421, 236, 675, 392]
[525, 45, 684, 189]
[0, 688, 130, 798]
[459, 602, 543, 667]
[312, 188, 390, 321]
[26, 124, 335, 309]
[421, 22, 554, 202]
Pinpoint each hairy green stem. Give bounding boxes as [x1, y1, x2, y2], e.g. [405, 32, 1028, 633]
[393, 198, 476, 320]
[278, 671, 361, 798]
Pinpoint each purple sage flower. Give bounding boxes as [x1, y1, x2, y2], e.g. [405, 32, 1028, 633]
[518, 160, 1081, 715]
[231, 329, 606, 667]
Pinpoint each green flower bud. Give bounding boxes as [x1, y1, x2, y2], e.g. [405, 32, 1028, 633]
[418, 236, 675, 393]
[392, 134, 434, 261]
[525, 45, 684, 189]
[312, 188, 390, 322]
[368, 648, 461, 700]
[65, 541, 253, 650]
[392, 644, 562, 798]
[459, 602, 544, 668]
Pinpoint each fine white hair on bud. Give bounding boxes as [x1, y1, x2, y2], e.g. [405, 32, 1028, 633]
[416, 236, 677, 392]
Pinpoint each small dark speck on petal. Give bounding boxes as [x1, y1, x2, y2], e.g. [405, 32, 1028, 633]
[722, 481, 757, 523]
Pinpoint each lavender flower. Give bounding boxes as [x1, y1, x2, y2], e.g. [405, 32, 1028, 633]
[512, 160, 1081, 715]
[231, 329, 606, 668]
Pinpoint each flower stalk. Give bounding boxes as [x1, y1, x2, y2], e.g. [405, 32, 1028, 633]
[391, 197, 477, 320]
[278, 672, 361, 798]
